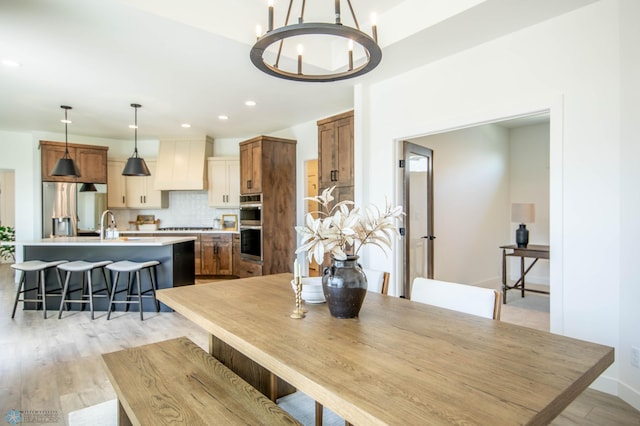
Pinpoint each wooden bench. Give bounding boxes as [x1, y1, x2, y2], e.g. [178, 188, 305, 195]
[101, 337, 301, 426]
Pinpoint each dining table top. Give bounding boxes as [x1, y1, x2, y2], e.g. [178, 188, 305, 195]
[156, 273, 614, 426]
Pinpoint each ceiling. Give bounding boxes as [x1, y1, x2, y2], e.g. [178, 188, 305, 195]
[0, 0, 596, 142]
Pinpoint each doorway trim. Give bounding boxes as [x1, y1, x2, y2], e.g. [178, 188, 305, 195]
[392, 95, 564, 333]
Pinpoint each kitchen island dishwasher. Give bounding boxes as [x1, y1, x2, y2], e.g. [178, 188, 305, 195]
[15, 236, 195, 313]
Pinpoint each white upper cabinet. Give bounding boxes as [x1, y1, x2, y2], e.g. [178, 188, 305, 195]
[154, 137, 214, 190]
[108, 160, 168, 209]
[208, 157, 240, 208]
[107, 160, 127, 208]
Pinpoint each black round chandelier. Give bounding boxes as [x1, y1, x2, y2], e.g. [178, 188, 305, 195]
[250, 0, 382, 82]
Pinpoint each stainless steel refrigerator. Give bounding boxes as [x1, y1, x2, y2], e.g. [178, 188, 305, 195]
[42, 182, 77, 238]
[42, 182, 108, 238]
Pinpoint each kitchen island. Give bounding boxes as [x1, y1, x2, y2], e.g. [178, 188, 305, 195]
[18, 236, 196, 312]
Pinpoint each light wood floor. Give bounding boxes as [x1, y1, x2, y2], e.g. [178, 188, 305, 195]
[1, 265, 639, 425]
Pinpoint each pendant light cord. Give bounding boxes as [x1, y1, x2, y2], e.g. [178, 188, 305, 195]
[62, 105, 71, 159]
[131, 103, 141, 158]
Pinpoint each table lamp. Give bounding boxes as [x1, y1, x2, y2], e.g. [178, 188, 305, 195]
[511, 203, 535, 248]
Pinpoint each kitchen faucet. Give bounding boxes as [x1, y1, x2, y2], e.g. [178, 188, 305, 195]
[100, 210, 117, 240]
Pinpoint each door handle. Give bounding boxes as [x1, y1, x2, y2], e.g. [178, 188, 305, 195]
[421, 235, 437, 240]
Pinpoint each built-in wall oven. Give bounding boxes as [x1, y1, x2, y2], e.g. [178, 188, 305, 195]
[239, 194, 262, 261]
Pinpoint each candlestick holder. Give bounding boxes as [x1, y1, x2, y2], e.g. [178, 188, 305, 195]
[290, 276, 306, 319]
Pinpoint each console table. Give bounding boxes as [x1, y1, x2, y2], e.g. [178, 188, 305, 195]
[500, 244, 550, 304]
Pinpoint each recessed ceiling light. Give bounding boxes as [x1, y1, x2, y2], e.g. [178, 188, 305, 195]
[128, 125, 137, 129]
[181, 123, 191, 128]
[218, 115, 229, 120]
[245, 100, 256, 107]
[60, 119, 72, 124]
[1, 59, 20, 67]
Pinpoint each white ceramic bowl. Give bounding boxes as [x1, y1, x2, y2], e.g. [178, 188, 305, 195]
[290, 277, 325, 303]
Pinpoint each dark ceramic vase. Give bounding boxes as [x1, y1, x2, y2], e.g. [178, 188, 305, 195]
[516, 224, 529, 248]
[322, 255, 367, 318]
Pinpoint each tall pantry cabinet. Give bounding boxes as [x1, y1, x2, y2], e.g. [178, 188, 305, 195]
[238, 136, 296, 277]
[317, 110, 354, 203]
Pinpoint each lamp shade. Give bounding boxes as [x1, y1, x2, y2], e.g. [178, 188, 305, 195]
[79, 183, 97, 192]
[122, 157, 150, 176]
[511, 203, 535, 224]
[51, 157, 81, 177]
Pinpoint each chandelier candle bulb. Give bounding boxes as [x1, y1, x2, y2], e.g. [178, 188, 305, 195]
[372, 13, 378, 42]
[297, 44, 303, 74]
[348, 40, 354, 70]
[268, 0, 274, 32]
[256, 25, 262, 39]
[335, 0, 341, 23]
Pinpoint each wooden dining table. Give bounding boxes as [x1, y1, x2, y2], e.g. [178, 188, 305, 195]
[156, 273, 614, 425]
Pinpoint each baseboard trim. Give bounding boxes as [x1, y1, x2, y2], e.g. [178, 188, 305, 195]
[619, 380, 640, 411]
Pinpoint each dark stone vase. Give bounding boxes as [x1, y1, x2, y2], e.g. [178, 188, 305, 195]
[322, 255, 367, 318]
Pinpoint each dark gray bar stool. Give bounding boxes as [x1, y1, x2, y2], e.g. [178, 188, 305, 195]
[11, 260, 68, 319]
[106, 260, 160, 321]
[57, 260, 113, 319]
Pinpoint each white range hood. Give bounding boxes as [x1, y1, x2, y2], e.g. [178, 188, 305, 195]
[154, 136, 214, 190]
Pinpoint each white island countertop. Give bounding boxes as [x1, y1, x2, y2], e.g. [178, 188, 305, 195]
[18, 236, 197, 247]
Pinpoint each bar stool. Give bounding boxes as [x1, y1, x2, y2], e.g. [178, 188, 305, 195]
[106, 260, 160, 321]
[57, 260, 113, 320]
[11, 260, 68, 319]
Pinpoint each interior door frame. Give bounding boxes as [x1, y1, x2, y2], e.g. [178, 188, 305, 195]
[402, 141, 434, 298]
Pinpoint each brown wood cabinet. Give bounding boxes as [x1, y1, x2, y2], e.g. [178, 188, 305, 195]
[233, 234, 262, 278]
[200, 234, 232, 276]
[239, 140, 263, 194]
[239, 136, 296, 276]
[317, 111, 354, 196]
[40, 140, 108, 183]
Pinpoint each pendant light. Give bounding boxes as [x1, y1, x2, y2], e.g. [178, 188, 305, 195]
[79, 183, 97, 192]
[122, 103, 150, 176]
[51, 105, 81, 177]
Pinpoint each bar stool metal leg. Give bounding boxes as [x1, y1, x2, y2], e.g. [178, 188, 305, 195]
[105, 260, 161, 321]
[11, 260, 68, 319]
[57, 260, 113, 319]
[11, 271, 27, 318]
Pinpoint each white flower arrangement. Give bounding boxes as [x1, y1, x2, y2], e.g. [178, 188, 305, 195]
[295, 186, 404, 264]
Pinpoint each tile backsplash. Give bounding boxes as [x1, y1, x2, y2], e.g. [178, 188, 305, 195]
[112, 191, 239, 230]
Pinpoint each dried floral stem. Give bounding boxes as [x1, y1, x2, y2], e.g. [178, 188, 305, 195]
[295, 186, 404, 264]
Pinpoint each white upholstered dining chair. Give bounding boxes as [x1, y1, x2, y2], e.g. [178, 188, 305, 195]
[411, 277, 501, 320]
[363, 268, 390, 295]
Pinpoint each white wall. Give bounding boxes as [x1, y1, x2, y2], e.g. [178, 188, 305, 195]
[357, 0, 629, 403]
[0, 131, 40, 247]
[619, 0, 640, 410]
